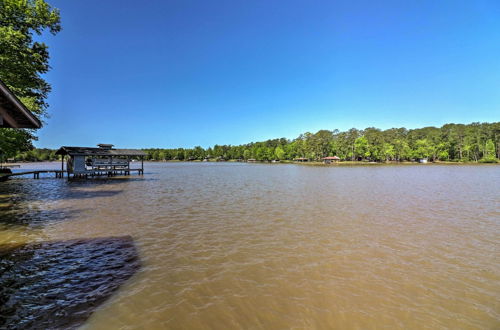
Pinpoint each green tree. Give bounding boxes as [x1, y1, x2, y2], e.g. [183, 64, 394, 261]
[413, 139, 434, 160]
[345, 128, 360, 160]
[274, 146, 285, 160]
[481, 139, 497, 162]
[354, 136, 369, 160]
[363, 127, 383, 161]
[0, 129, 35, 158]
[382, 143, 395, 161]
[255, 146, 266, 160]
[310, 130, 334, 159]
[436, 142, 449, 161]
[193, 146, 205, 159]
[0, 0, 61, 156]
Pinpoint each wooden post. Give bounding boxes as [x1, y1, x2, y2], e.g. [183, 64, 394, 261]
[141, 156, 144, 175]
[109, 155, 113, 176]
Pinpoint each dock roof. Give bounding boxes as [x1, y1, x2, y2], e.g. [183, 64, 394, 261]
[56, 146, 146, 157]
[0, 79, 41, 128]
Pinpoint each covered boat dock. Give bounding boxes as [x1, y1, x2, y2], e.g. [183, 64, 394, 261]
[56, 144, 146, 178]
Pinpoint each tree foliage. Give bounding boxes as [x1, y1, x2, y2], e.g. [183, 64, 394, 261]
[16, 122, 499, 163]
[0, 0, 61, 157]
[139, 122, 499, 163]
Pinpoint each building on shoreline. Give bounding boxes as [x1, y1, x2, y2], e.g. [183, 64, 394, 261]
[322, 156, 340, 164]
[0, 79, 41, 129]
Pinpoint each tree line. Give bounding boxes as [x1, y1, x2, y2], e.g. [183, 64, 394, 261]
[5, 122, 498, 163]
[12, 148, 58, 162]
[144, 122, 499, 163]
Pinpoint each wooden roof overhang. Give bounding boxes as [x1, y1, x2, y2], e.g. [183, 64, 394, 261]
[55, 146, 147, 157]
[0, 80, 41, 128]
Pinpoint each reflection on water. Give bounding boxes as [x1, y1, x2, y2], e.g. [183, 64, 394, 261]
[0, 162, 499, 328]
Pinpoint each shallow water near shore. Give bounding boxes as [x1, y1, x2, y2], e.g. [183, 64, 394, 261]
[0, 162, 499, 329]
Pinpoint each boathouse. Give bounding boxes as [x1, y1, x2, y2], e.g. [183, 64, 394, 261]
[55, 144, 146, 177]
[322, 156, 340, 164]
[0, 79, 41, 128]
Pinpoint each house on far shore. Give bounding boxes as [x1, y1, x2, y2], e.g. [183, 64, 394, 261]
[0, 79, 41, 129]
[294, 157, 309, 162]
[322, 156, 340, 164]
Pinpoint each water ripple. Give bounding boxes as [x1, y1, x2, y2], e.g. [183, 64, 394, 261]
[0, 162, 499, 329]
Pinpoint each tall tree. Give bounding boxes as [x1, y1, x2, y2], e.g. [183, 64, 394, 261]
[0, 0, 61, 156]
[482, 139, 497, 162]
[274, 146, 285, 160]
[354, 136, 369, 160]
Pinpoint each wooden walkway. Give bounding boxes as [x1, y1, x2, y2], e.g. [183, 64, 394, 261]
[71, 168, 144, 178]
[0, 170, 66, 180]
[0, 168, 144, 181]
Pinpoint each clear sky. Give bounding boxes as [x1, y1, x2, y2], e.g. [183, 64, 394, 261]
[35, 0, 499, 149]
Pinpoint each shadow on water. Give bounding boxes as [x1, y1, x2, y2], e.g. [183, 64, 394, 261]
[0, 206, 83, 229]
[66, 176, 158, 184]
[0, 178, 135, 228]
[0, 177, 128, 201]
[0, 236, 141, 329]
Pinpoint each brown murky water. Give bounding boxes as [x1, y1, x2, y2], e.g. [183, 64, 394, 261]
[1, 162, 499, 329]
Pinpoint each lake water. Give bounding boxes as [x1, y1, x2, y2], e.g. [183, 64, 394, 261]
[0, 162, 499, 329]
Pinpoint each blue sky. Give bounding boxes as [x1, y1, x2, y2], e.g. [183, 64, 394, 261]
[36, 0, 499, 149]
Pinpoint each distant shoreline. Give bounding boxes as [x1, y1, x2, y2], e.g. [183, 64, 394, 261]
[75, 160, 500, 165]
[3, 160, 498, 166]
[140, 159, 499, 165]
